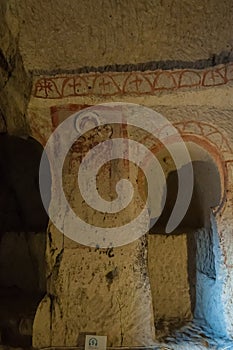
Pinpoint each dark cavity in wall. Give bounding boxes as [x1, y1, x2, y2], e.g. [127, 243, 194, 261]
[0, 134, 50, 232]
[150, 160, 221, 233]
[0, 134, 51, 347]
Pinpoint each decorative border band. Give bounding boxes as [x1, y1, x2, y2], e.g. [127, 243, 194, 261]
[33, 63, 233, 99]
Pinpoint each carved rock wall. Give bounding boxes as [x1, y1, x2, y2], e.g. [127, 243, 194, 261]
[29, 64, 233, 347]
[1, 1, 233, 348]
[0, 1, 31, 135]
[12, 0, 233, 71]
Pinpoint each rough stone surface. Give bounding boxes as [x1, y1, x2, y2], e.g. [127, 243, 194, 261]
[148, 234, 192, 336]
[11, 0, 233, 71]
[0, 110, 7, 133]
[32, 117, 156, 347]
[41, 240, 155, 347]
[29, 79, 233, 348]
[0, 1, 31, 136]
[1, 1, 233, 348]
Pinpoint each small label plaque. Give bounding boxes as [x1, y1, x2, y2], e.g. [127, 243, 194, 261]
[85, 335, 107, 350]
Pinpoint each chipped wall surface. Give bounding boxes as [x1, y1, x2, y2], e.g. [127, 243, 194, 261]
[33, 237, 155, 347]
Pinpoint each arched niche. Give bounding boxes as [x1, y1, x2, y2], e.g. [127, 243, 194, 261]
[147, 140, 228, 341]
[0, 133, 50, 347]
[150, 141, 223, 233]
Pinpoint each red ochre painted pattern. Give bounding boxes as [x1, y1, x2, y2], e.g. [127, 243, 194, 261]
[33, 63, 233, 99]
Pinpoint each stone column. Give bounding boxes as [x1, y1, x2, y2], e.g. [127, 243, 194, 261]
[33, 119, 156, 347]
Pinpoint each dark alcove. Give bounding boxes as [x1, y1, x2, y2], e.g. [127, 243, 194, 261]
[0, 134, 50, 347]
